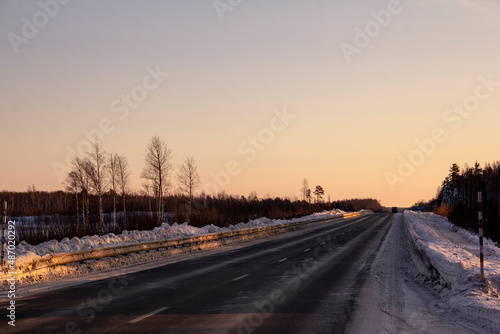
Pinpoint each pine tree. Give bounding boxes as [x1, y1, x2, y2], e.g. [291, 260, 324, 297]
[314, 185, 325, 203]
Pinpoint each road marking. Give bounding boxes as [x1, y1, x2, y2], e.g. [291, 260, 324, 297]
[304, 249, 310, 252]
[278, 258, 288, 263]
[321, 242, 326, 245]
[129, 307, 168, 324]
[232, 274, 249, 281]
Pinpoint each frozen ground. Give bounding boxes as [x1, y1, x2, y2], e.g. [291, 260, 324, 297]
[404, 211, 500, 331]
[348, 212, 500, 334]
[13, 209, 348, 269]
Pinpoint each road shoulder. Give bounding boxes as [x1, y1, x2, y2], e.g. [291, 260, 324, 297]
[347, 213, 489, 334]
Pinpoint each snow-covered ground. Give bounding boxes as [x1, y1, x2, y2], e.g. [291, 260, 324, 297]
[349, 213, 500, 333]
[404, 210, 500, 331]
[13, 209, 348, 270]
[11, 211, 172, 226]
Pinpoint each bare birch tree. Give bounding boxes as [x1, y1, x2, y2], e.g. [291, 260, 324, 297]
[64, 170, 80, 228]
[300, 178, 309, 201]
[83, 138, 107, 235]
[141, 181, 153, 219]
[66, 156, 91, 231]
[116, 154, 130, 225]
[176, 156, 201, 222]
[141, 136, 172, 224]
[108, 153, 119, 233]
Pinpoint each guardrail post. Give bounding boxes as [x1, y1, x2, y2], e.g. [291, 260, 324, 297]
[1, 201, 7, 268]
[478, 191, 484, 283]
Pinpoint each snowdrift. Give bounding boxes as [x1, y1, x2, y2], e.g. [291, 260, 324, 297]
[13, 210, 350, 269]
[404, 211, 500, 329]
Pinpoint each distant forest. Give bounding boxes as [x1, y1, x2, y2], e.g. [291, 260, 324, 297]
[0, 189, 382, 246]
[1, 137, 385, 245]
[421, 161, 500, 242]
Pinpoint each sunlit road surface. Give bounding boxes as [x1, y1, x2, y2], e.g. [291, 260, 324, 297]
[4, 214, 393, 334]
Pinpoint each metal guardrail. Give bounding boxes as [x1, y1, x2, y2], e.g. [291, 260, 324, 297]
[3, 212, 365, 276]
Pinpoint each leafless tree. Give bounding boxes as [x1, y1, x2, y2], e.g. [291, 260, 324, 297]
[83, 138, 107, 235]
[64, 170, 80, 225]
[141, 136, 173, 224]
[141, 181, 153, 219]
[300, 178, 309, 201]
[65, 156, 91, 231]
[176, 156, 201, 222]
[108, 153, 119, 233]
[116, 154, 131, 225]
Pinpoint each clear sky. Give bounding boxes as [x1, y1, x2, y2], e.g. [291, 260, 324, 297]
[1, 0, 499, 207]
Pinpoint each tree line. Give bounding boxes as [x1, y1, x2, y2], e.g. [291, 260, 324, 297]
[0, 188, 382, 245]
[61, 135, 202, 236]
[1, 135, 383, 245]
[421, 161, 500, 242]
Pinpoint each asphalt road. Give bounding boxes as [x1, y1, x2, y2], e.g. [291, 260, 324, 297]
[3, 213, 394, 334]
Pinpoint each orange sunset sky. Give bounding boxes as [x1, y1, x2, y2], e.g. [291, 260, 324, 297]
[1, 0, 499, 207]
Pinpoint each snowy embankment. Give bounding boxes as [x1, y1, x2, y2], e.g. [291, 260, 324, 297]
[14, 209, 348, 269]
[404, 211, 500, 328]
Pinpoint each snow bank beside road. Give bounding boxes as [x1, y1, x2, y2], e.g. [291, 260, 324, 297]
[404, 211, 500, 329]
[15, 210, 348, 269]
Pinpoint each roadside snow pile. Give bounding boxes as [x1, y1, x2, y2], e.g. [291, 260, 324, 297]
[14, 210, 349, 268]
[312, 209, 346, 217]
[404, 211, 500, 327]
